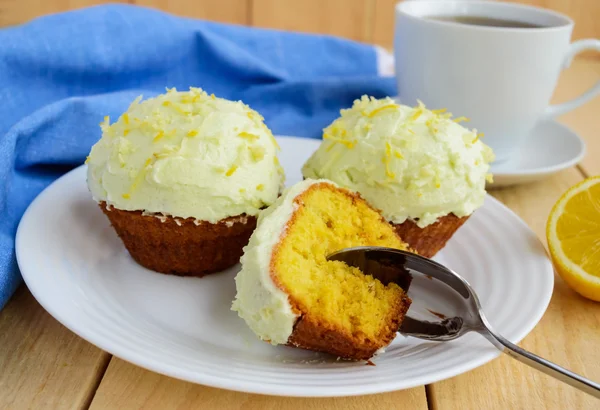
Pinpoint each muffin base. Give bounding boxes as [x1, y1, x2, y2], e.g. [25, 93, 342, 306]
[286, 291, 411, 360]
[268, 182, 412, 360]
[392, 214, 470, 258]
[99, 202, 256, 276]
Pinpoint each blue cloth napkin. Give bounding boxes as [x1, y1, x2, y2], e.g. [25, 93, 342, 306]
[0, 4, 396, 310]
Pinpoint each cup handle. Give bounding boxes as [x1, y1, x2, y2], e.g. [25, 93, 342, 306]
[543, 39, 600, 119]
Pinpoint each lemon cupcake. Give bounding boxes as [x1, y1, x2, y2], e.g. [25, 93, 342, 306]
[232, 179, 411, 360]
[302, 96, 494, 258]
[87, 87, 284, 276]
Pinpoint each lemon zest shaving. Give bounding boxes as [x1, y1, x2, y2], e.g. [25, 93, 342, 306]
[411, 109, 422, 121]
[383, 142, 395, 179]
[162, 101, 171, 107]
[226, 165, 238, 176]
[472, 132, 484, 143]
[454, 116, 470, 123]
[122, 193, 130, 199]
[187, 130, 198, 137]
[123, 129, 130, 136]
[84, 156, 90, 164]
[256, 184, 264, 191]
[432, 108, 447, 114]
[249, 146, 265, 162]
[367, 104, 398, 118]
[324, 133, 355, 149]
[238, 132, 259, 141]
[153, 130, 164, 142]
[122, 113, 129, 125]
[172, 104, 190, 115]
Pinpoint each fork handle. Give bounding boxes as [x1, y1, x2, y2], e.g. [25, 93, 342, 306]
[480, 329, 600, 398]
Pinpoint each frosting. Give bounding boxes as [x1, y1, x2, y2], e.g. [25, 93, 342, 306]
[302, 96, 494, 227]
[86, 87, 285, 223]
[232, 179, 329, 345]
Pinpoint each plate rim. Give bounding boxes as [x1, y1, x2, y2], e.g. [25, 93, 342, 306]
[15, 136, 555, 397]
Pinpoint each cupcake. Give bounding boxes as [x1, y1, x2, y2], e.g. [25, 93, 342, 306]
[232, 179, 411, 360]
[302, 96, 494, 258]
[86, 87, 284, 276]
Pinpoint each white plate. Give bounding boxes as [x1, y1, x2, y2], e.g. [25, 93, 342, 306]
[16, 136, 554, 397]
[489, 120, 585, 188]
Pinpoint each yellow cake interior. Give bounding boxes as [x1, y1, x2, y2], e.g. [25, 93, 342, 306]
[273, 184, 409, 342]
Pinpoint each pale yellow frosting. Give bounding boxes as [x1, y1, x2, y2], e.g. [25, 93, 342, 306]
[302, 96, 494, 227]
[86, 88, 285, 223]
[232, 179, 329, 345]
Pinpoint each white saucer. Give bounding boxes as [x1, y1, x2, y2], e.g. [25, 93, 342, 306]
[16, 136, 554, 397]
[489, 120, 585, 188]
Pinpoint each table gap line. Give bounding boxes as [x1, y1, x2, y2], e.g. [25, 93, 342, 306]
[247, 0, 254, 26]
[576, 164, 590, 178]
[81, 353, 113, 410]
[425, 384, 438, 410]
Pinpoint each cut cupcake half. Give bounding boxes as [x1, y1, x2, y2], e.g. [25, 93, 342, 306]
[232, 179, 412, 360]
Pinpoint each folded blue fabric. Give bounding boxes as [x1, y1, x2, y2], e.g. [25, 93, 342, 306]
[0, 4, 396, 309]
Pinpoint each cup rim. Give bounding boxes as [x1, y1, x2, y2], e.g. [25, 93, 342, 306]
[396, 0, 574, 32]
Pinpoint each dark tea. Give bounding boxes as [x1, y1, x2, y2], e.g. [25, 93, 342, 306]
[427, 15, 544, 28]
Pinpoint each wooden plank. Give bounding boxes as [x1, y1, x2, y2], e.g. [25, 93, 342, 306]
[552, 59, 600, 176]
[0, 286, 111, 410]
[251, 0, 373, 43]
[371, 0, 397, 50]
[0, 0, 125, 27]
[134, 0, 250, 25]
[429, 167, 600, 409]
[89, 357, 428, 409]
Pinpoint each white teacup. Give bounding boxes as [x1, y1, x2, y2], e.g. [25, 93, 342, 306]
[394, 0, 600, 162]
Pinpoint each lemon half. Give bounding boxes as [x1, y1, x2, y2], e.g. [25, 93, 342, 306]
[547, 176, 600, 301]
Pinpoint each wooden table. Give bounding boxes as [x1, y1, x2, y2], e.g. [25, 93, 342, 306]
[2, 59, 599, 410]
